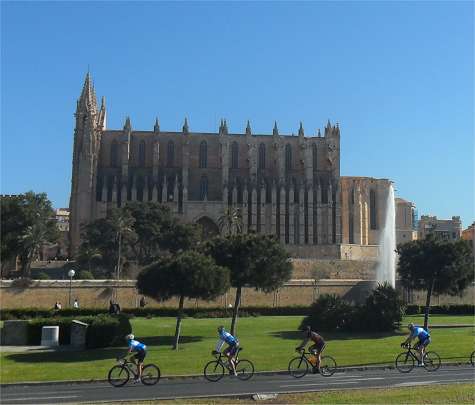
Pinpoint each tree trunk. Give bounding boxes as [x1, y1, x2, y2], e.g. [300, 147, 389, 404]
[230, 286, 242, 336]
[423, 278, 435, 330]
[173, 295, 185, 350]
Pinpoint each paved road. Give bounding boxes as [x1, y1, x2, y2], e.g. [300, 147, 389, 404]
[1, 366, 474, 404]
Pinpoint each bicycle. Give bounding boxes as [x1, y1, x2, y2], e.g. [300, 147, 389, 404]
[395, 343, 441, 373]
[203, 348, 254, 382]
[470, 351, 475, 367]
[288, 349, 337, 378]
[108, 357, 160, 387]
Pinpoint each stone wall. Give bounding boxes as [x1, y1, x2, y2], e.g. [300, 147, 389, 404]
[1, 279, 473, 309]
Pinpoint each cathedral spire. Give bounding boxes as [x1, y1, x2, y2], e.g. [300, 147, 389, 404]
[78, 72, 97, 114]
[298, 122, 304, 137]
[273, 121, 279, 136]
[97, 96, 107, 129]
[183, 117, 189, 134]
[123, 116, 132, 131]
[154, 117, 160, 132]
[246, 120, 252, 136]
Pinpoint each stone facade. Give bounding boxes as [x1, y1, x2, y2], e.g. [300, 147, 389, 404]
[418, 215, 462, 241]
[69, 74, 390, 258]
[340, 177, 392, 246]
[395, 197, 418, 246]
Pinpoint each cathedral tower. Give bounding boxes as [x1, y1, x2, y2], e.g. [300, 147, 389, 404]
[69, 73, 104, 255]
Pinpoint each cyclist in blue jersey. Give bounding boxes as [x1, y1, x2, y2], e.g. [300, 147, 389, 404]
[125, 334, 147, 383]
[212, 326, 239, 376]
[401, 323, 431, 365]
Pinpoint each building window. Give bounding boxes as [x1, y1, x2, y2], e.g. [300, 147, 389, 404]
[370, 189, 377, 229]
[285, 144, 292, 173]
[199, 141, 207, 168]
[312, 143, 317, 169]
[111, 141, 119, 167]
[200, 175, 208, 200]
[167, 141, 175, 167]
[231, 141, 238, 169]
[138, 140, 146, 166]
[258, 143, 266, 170]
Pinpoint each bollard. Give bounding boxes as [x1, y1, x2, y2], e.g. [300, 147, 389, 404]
[41, 326, 59, 346]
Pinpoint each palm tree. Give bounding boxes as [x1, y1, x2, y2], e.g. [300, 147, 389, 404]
[77, 246, 102, 273]
[109, 210, 135, 297]
[18, 222, 49, 277]
[218, 208, 243, 236]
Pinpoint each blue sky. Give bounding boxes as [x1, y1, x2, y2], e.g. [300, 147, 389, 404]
[1, 1, 473, 227]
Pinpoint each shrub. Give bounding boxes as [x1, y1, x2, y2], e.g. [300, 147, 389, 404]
[34, 272, 50, 280]
[77, 270, 94, 280]
[86, 314, 132, 349]
[300, 294, 355, 332]
[360, 283, 404, 332]
[25, 314, 131, 348]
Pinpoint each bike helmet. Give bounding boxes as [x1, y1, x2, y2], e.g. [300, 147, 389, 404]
[125, 333, 134, 340]
[217, 325, 224, 332]
[407, 323, 414, 330]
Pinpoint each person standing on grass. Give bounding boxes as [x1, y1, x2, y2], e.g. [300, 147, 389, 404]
[296, 325, 326, 373]
[73, 298, 79, 309]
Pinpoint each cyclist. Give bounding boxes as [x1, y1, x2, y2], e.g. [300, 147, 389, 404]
[401, 323, 431, 366]
[213, 326, 239, 376]
[125, 334, 147, 383]
[296, 325, 326, 373]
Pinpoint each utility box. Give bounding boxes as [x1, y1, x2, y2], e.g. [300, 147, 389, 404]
[71, 320, 88, 348]
[41, 326, 59, 346]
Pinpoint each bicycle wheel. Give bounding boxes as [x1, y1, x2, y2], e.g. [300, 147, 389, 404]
[288, 356, 309, 378]
[470, 351, 475, 367]
[141, 364, 161, 385]
[395, 352, 415, 373]
[204, 360, 225, 382]
[320, 355, 337, 377]
[423, 351, 441, 372]
[108, 365, 130, 387]
[235, 359, 254, 381]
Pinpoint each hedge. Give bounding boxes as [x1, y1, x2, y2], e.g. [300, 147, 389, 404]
[0, 305, 312, 320]
[1, 304, 473, 321]
[25, 314, 131, 348]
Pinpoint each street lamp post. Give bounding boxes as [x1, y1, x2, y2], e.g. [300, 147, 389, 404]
[68, 269, 75, 307]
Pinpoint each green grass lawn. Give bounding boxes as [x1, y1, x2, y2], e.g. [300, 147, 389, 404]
[115, 383, 474, 404]
[403, 314, 475, 325]
[1, 316, 474, 383]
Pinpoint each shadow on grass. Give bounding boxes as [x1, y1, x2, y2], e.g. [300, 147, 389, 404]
[6, 347, 124, 363]
[141, 335, 203, 346]
[270, 330, 406, 341]
[6, 335, 203, 363]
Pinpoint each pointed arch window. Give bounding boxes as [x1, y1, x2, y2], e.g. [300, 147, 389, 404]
[370, 189, 377, 229]
[111, 141, 119, 167]
[285, 144, 292, 173]
[138, 140, 146, 166]
[312, 143, 318, 170]
[199, 141, 208, 168]
[200, 175, 208, 200]
[231, 141, 239, 169]
[167, 141, 175, 167]
[258, 143, 266, 170]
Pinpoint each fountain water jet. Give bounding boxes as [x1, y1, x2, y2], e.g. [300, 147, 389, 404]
[375, 183, 396, 287]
